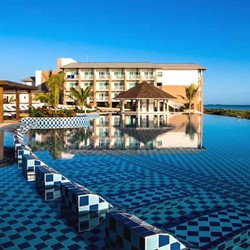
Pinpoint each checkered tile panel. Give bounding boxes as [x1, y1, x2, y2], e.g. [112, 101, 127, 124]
[21, 117, 91, 129]
[35, 165, 70, 189]
[61, 182, 112, 216]
[106, 212, 186, 250]
[21, 154, 45, 181]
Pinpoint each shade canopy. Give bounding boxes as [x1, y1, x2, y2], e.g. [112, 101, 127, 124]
[0, 80, 37, 92]
[114, 81, 176, 100]
[121, 127, 170, 144]
[0, 80, 38, 123]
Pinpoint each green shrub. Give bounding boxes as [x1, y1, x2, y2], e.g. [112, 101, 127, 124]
[29, 106, 76, 117]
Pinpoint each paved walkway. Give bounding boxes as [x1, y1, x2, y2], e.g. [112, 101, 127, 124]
[0, 120, 20, 129]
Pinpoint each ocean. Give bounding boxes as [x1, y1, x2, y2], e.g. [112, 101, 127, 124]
[204, 105, 250, 110]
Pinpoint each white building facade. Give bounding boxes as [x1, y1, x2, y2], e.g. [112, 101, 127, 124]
[34, 58, 206, 113]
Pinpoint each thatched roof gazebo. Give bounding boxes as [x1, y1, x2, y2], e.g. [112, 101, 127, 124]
[114, 81, 176, 113]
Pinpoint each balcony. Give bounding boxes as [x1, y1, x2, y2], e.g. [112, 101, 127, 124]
[96, 96, 109, 101]
[81, 75, 94, 80]
[127, 75, 140, 80]
[112, 85, 124, 91]
[96, 75, 110, 80]
[112, 75, 124, 80]
[66, 75, 78, 80]
[143, 75, 155, 80]
[96, 86, 109, 91]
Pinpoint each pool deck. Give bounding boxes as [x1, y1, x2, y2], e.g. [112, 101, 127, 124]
[0, 120, 20, 129]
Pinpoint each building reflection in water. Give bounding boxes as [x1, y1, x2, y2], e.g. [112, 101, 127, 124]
[29, 113, 203, 159]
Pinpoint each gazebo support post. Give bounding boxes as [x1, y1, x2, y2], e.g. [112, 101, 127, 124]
[28, 90, 32, 110]
[16, 90, 20, 120]
[137, 99, 141, 114]
[0, 87, 3, 123]
[163, 100, 166, 113]
[121, 100, 125, 112]
[157, 100, 160, 112]
[166, 100, 169, 112]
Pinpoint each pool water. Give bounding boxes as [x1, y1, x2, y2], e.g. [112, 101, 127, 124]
[0, 114, 250, 249]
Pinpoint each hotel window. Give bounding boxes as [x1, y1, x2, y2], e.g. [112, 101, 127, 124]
[69, 82, 78, 88]
[114, 82, 124, 90]
[99, 71, 109, 78]
[129, 71, 139, 76]
[157, 82, 162, 86]
[113, 92, 120, 98]
[99, 93, 104, 100]
[67, 71, 78, 79]
[83, 82, 92, 88]
[145, 72, 154, 76]
[114, 71, 123, 76]
[99, 82, 108, 90]
[128, 82, 136, 89]
[157, 72, 163, 77]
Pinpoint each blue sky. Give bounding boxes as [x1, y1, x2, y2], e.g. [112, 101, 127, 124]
[0, 0, 249, 104]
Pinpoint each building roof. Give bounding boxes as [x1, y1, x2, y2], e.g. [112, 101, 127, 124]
[0, 80, 37, 92]
[61, 62, 158, 69]
[114, 81, 176, 100]
[155, 63, 207, 70]
[60, 62, 206, 70]
[121, 127, 170, 144]
[21, 76, 35, 82]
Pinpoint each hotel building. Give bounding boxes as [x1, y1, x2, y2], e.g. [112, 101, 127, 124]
[34, 58, 206, 113]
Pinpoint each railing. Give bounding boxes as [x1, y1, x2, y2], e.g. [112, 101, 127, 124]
[143, 75, 155, 80]
[112, 86, 124, 90]
[81, 75, 94, 80]
[168, 100, 184, 109]
[96, 75, 110, 80]
[96, 96, 109, 101]
[127, 75, 140, 80]
[66, 75, 78, 80]
[96, 86, 109, 91]
[112, 75, 124, 80]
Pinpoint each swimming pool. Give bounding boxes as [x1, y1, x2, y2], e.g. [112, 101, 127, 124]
[0, 114, 250, 249]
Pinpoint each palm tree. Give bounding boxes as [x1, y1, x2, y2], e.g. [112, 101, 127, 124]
[179, 83, 199, 112]
[34, 70, 65, 111]
[68, 127, 92, 149]
[68, 86, 93, 111]
[3, 96, 15, 104]
[31, 129, 66, 160]
[185, 114, 197, 140]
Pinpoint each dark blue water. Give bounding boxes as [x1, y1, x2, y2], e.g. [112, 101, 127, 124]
[204, 104, 250, 110]
[1, 115, 250, 250]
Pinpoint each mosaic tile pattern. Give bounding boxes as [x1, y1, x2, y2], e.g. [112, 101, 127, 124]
[21, 116, 91, 129]
[106, 212, 186, 250]
[0, 165, 106, 249]
[167, 208, 250, 249]
[1, 115, 250, 249]
[22, 154, 45, 181]
[61, 182, 112, 216]
[35, 148, 250, 249]
[35, 164, 70, 188]
[106, 186, 192, 210]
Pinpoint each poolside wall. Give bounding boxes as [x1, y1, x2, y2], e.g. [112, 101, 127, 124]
[35, 165, 70, 189]
[13, 115, 188, 250]
[21, 116, 91, 129]
[106, 212, 186, 250]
